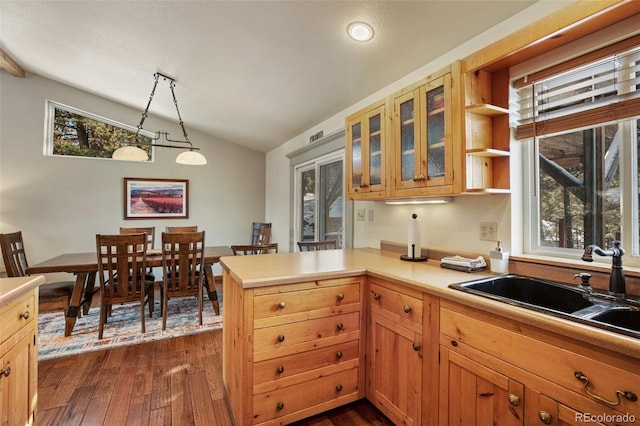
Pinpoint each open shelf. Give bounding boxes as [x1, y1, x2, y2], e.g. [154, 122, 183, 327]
[466, 103, 509, 116]
[466, 148, 510, 157]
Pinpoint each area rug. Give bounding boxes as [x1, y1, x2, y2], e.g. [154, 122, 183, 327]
[38, 297, 223, 361]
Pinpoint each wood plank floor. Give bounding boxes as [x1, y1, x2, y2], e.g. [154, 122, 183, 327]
[37, 329, 395, 426]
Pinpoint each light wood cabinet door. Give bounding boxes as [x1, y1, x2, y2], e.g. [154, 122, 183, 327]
[368, 311, 423, 426]
[439, 346, 524, 426]
[346, 100, 388, 200]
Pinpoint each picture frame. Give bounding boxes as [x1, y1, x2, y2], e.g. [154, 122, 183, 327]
[124, 178, 189, 219]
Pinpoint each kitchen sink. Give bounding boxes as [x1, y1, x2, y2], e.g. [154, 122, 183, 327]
[449, 275, 594, 314]
[449, 275, 640, 338]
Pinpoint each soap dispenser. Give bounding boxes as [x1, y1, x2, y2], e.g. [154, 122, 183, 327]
[490, 241, 509, 274]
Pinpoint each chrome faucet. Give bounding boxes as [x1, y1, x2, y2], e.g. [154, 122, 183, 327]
[581, 240, 626, 298]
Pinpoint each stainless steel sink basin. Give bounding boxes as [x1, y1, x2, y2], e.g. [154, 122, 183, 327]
[449, 275, 640, 338]
[449, 275, 594, 314]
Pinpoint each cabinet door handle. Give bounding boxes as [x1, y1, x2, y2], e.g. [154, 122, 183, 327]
[276, 402, 284, 411]
[277, 334, 285, 343]
[412, 342, 421, 351]
[373, 293, 381, 300]
[336, 293, 344, 301]
[538, 411, 552, 425]
[336, 322, 344, 331]
[574, 371, 638, 406]
[276, 365, 285, 374]
[403, 305, 412, 313]
[508, 393, 520, 407]
[336, 351, 343, 359]
[336, 384, 343, 392]
[20, 311, 30, 320]
[277, 301, 286, 309]
[1, 367, 10, 378]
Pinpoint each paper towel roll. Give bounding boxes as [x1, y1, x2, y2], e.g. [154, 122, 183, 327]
[407, 214, 421, 258]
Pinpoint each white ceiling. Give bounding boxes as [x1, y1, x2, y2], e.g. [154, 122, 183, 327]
[0, 1, 536, 152]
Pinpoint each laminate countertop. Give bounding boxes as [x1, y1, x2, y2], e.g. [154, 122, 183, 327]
[220, 248, 640, 360]
[0, 275, 45, 306]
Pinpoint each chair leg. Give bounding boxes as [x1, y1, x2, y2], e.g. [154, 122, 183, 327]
[98, 305, 107, 339]
[162, 291, 168, 331]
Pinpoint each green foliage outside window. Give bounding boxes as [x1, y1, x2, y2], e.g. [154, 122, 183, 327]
[47, 101, 153, 160]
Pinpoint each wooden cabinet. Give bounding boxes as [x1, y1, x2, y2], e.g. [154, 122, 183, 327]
[366, 278, 439, 426]
[463, 66, 511, 193]
[346, 99, 389, 200]
[223, 274, 365, 426]
[0, 288, 38, 426]
[439, 300, 640, 425]
[392, 64, 463, 198]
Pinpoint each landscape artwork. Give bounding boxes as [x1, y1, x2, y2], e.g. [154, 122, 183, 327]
[124, 178, 188, 219]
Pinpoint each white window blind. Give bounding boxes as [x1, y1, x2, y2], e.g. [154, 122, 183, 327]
[514, 44, 640, 140]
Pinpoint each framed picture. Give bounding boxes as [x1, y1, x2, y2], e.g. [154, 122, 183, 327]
[124, 178, 188, 219]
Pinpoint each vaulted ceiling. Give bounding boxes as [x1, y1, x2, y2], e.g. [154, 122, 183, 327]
[0, 1, 537, 152]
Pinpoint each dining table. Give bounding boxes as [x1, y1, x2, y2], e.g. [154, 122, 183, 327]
[26, 245, 234, 336]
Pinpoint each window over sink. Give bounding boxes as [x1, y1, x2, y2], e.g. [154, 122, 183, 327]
[513, 41, 640, 266]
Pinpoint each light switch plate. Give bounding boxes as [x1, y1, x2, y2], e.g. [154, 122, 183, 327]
[356, 209, 365, 221]
[480, 222, 498, 241]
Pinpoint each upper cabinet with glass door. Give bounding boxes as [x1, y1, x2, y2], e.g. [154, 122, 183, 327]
[346, 99, 389, 200]
[392, 63, 463, 198]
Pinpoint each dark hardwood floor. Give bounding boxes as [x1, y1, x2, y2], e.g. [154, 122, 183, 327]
[37, 329, 394, 426]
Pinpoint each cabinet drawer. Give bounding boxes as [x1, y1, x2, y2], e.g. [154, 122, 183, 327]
[254, 311, 360, 359]
[369, 281, 422, 331]
[441, 304, 640, 418]
[253, 340, 360, 388]
[0, 290, 36, 346]
[253, 281, 361, 324]
[253, 367, 359, 425]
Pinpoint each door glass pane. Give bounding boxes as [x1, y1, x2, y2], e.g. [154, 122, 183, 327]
[369, 114, 382, 185]
[319, 160, 343, 246]
[400, 99, 416, 181]
[300, 168, 316, 242]
[351, 122, 362, 187]
[426, 86, 445, 179]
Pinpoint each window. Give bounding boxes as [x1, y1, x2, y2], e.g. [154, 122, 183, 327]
[45, 100, 154, 161]
[514, 42, 640, 264]
[294, 151, 344, 248]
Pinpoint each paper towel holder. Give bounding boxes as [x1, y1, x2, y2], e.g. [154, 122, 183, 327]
[401, 213, 428, 262]
[400, 246, 427, 262]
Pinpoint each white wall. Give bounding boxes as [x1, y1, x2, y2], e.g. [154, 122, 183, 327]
[265, 1, 570, 254]
[0, 72, 265, 274]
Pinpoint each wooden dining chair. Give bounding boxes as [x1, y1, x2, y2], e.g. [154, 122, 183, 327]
[297, 240, 338, 251]
[231, 243, 278, 255]
[252, 222, 272, 245]
[160, 231, 206, 330]
[0, 231, 75, 317]
[96, 233, 155, 339]
[166, 226, 198, 233]
[120, 226, 157, 281]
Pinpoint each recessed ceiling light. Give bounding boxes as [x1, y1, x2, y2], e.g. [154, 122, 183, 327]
[347, 21, 374, 42]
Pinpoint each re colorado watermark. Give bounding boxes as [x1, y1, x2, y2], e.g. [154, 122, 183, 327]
[575, 412, 636, 423]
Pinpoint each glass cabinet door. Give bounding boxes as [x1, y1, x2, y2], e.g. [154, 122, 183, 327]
[395, 90, 422, 189]
[421, 74, 453, 188]
[350, 121, 362, 189]
[368, 112, 382, 187]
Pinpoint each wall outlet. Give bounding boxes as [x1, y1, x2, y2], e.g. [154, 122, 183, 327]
[356, 209, 365, 221]
[480, 222, 498, 241]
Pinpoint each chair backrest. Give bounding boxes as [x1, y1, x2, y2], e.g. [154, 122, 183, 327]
[120, 226, 155, 250]
[161, 231, 205, 294]
[0, 231, 28, 277]
[166, 226, 198, 233]
[297, 240, 338, 252]
[96, 233, 149, 301]
[231, 243, 278, 255]
[252, 222, 272, 245]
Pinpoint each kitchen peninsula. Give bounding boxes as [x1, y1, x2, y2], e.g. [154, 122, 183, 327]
[221, 248, 640, 426]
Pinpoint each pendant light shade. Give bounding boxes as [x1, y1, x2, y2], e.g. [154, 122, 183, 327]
[113, 72, 207, 165]
[176, 150, 207, 165]
[112, 145, 149, 161]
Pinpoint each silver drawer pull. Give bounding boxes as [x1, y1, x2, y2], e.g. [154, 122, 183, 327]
[20, 311, 30, 320]
[277, 301, 286, 309]
[575, 371, 638, 406]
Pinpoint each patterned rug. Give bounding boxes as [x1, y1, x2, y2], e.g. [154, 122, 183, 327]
[38, 297, 223, 361]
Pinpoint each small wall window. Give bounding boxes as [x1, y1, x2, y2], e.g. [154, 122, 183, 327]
[44, 100, 154, 161]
